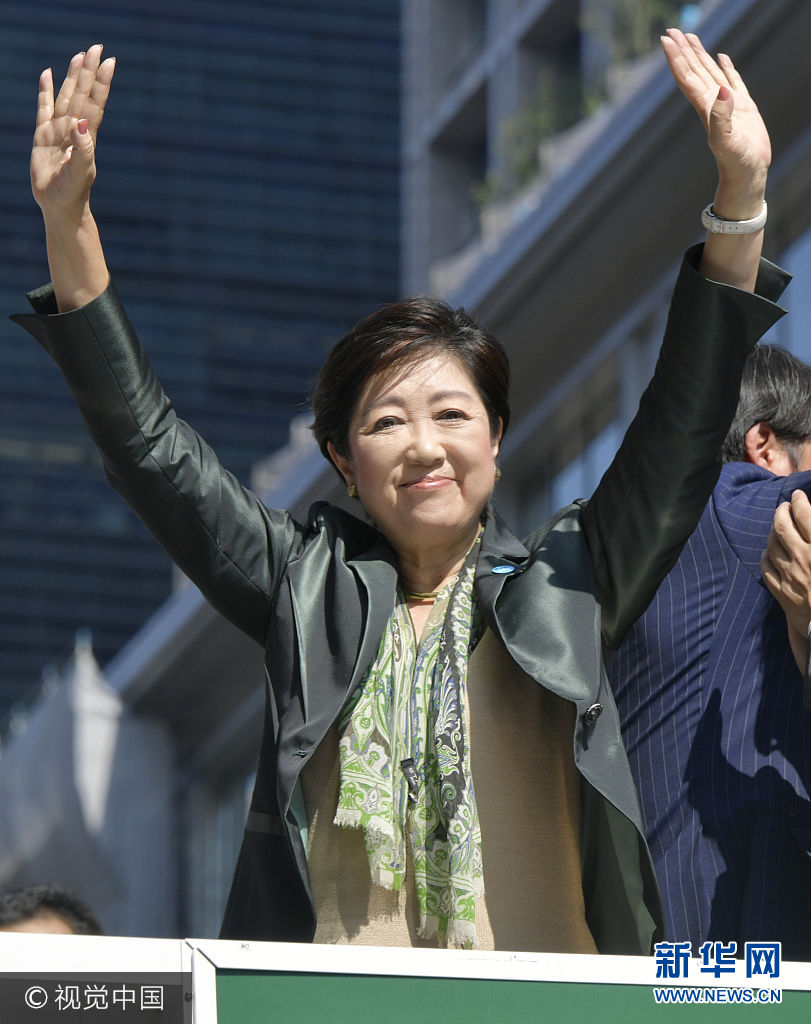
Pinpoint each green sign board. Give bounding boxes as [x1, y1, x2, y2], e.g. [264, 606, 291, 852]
[215, 968, 810, 1023]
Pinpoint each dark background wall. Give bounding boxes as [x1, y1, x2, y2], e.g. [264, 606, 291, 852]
[0, 0, 400, 712]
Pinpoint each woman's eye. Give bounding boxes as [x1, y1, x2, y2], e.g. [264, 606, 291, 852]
[371, 416, 399, 432]
[438, 409, 465, 421]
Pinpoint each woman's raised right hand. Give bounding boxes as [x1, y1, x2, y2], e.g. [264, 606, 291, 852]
[31, 45, 116, 222]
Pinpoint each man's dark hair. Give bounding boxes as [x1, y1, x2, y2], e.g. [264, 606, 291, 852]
[311, 295, 510, 474]
[722, 344, 811, 466]
[0, 884, 103, 935]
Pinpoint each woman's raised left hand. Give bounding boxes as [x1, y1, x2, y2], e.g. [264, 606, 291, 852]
[662, 28, 769, 221]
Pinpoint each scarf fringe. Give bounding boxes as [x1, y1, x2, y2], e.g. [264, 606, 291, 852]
[446, 918, 479, 950]
[417, 914, 480, 950]
[334, 808, 395, 838]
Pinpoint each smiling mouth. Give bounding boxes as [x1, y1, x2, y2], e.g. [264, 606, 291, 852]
[402, 475, 453, 490]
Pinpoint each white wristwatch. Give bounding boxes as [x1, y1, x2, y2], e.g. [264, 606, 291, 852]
[701, 201, 767, 235]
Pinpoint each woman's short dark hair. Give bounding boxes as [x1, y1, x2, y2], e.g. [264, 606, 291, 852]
[722, 344, 811, 465]
[311, 296, 511, 468]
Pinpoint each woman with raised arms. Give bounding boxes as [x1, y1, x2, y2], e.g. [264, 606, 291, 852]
[13, 31, 785, 951]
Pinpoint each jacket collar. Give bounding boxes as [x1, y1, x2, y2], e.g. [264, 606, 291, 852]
[334, 505, 532, 690]
[337, 502, 529, 578]
[475, 507, 530, 610]
[479, 506, 530, 562]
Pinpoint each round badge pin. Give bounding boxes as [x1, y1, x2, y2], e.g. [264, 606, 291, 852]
[491, 564, 515, 574]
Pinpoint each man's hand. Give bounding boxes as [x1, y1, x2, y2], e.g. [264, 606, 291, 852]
[762, 489, 811, 678]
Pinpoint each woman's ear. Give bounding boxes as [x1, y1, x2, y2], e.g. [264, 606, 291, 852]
[491, 417, 503, 461]
[327, 441, 354, 486]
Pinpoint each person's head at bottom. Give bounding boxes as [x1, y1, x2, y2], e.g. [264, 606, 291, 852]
[0, 884, 102, 935]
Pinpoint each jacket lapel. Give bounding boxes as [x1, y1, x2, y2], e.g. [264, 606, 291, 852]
[475, 508, 531, 610]
[477, 505, 603, 706]
[345, 535, 399, 698]
[283, 510, 397, 746]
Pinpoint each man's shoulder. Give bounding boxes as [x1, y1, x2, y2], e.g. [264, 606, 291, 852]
[715, 462, 811, 516]
[710, 463, 811, 574]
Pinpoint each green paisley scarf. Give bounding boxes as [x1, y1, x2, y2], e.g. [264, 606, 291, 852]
[334, 535, 485, 948]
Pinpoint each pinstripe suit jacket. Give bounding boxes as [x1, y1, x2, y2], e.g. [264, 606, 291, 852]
[611, 462, 811, 958]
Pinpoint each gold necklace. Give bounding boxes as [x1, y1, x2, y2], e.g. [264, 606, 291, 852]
[404, 572, 459, 602]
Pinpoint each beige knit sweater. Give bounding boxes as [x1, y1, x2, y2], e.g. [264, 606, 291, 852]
[301, 628, 597, 953]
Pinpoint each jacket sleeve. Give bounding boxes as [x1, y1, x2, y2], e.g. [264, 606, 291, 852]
[11, 280, 305, 648]
[582, 244, 790, 651]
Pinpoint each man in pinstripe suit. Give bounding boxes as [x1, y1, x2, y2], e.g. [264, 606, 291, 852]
[610, 345, 811, 959]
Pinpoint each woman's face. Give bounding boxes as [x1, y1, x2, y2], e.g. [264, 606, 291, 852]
[329, 354, 501, 558]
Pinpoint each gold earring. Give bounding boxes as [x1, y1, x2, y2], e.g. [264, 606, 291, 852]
[347, 483, 358, 499]
[494, 466, 502, 480]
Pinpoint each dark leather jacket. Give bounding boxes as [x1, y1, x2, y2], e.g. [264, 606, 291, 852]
[12, 245, 788, 953]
